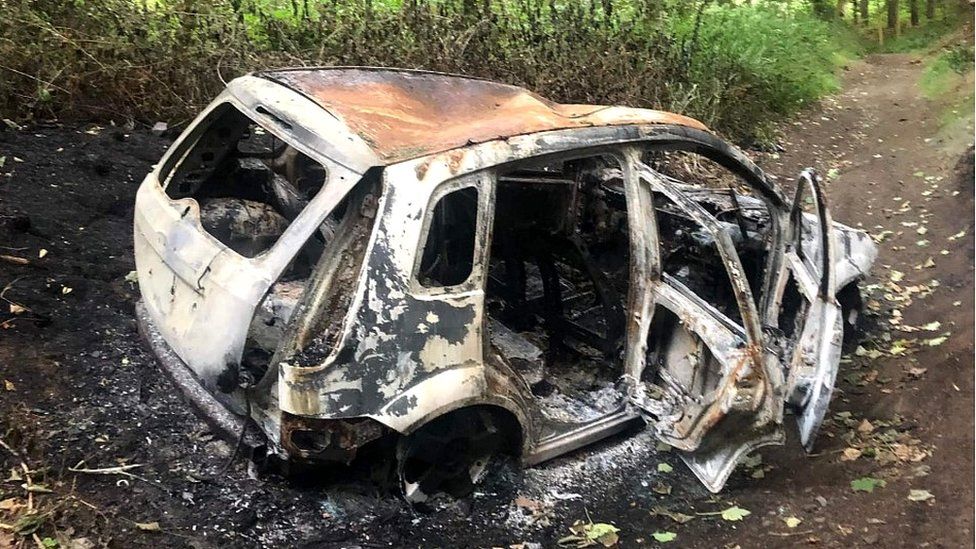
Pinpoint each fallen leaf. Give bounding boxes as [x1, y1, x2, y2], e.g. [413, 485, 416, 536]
[721, 506, 751, 521]
[841, 448, 862, 461]
[856, 419, 875, 434]
[650, 506, 694, 524]
[3, 380, 14, 391]
[892, 443, 928, 462]
[514, 496, 544, 512]
[38, 249, 48, 259]
[908, 367, 927, 378]
[907, 489, 934, 502]
[134, 522, 161, 532]
[888, 340, 911, 356]
[585, 523, 619, 547]
[0, 498, 22, 512]
[657, 463, 673, 474]
[698, 506, 752, 521]
[61, 286, 73, 295]
[651, 481, 671, 495]
[920, 321, 941, 331]
[783, 516, 802, 528]
[9, 303, 26, 314]
[924, 336, 948, 346]
[651, 531, 677, 543]
[851, 477, 886, 493]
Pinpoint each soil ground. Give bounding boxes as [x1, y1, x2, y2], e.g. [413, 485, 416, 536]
[0, 53, 972, 548]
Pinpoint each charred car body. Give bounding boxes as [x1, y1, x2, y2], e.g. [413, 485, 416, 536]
[134, 67, 876, 500]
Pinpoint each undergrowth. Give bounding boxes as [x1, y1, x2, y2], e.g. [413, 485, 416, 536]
[0, 0, 862, 141]
[919, 43, 974, 131]
[873, 19, 963, 53]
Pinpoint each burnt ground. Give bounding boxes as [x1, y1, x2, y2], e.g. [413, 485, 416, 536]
[0, 53, 972, 548]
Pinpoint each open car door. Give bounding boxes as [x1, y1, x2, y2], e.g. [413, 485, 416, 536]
[779, 170, 842, 451]
[630, 161, 785, 492]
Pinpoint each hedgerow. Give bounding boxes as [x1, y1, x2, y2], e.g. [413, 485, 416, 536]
[0, 0, 860, 141]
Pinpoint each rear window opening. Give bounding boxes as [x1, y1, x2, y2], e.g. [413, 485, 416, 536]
[159, 104, 380, 380]
[486, 155, 630, 425]
[416, 186, 480, 288]
[161, 103, 331, 272]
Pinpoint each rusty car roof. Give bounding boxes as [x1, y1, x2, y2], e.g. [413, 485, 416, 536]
[256, 67, 708, 165]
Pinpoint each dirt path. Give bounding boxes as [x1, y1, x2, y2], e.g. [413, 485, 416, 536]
[698, 52, 975, 548]
[0, 54, 971, 548]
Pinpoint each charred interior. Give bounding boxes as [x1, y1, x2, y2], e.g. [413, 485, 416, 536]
[159, 103, 376, 387]
[164, 104, 330, 269]
[485, 156, 631, 427]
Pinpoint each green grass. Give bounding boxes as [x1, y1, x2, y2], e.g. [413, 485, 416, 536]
[920, 44, 974, 99]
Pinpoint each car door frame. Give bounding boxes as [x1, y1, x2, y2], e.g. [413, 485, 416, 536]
[776, 169, 843, 451]
[623, 145, 788, 492]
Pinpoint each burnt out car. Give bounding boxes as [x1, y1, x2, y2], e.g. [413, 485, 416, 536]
[134, 67, 876, 501]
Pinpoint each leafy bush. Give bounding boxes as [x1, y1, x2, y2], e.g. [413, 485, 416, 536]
[920, 44, 975, 100]
[0, 0, 858, 142]
[943, 44, 976, 75]
[673, 5, 862, 138]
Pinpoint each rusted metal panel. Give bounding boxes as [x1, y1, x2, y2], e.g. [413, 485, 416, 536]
[258, 67, 708, 165]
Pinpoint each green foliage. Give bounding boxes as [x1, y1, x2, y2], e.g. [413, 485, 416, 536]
[920, 44, 974, 99]
[851, 476, 886, 492]
[0, 0, 862, 142]
[672, 5, 861, 138]
[719, 505, 751, 521]
[943, 44, 976, 75]
[651, 531, 677, 543]
[876, 20, 961, 53]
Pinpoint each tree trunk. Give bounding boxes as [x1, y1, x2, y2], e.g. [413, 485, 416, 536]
[837, 0, 845, 17]
[811, 0, 832, 18]
[925, 0, 936, 19]
[887, 0, 899, 29]
[910, 0, 920, 25]
[860, 0, 869, 22]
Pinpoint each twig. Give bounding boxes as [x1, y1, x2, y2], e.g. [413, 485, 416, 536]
[1, 277, 27, 300]
[0, 437, 22, 459]
[768, 529, 815, 537]
[68, 462, 169, 492]
[68, 464, 145, 475]
[0, 65, 71, 94]
[0, 254, 28, 266]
